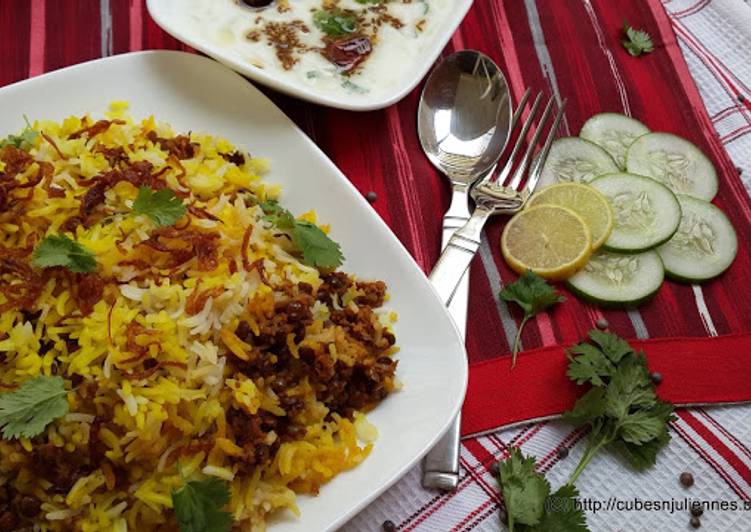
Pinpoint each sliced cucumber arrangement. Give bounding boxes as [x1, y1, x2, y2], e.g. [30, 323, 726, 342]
[498, 108, 739, 309]
[626, 132, 719, 201]
[579, 113, 650, 169]
[657, 195, 737, 282]
[566, 250, 664, 308]
[590, 173, 681, 252]
[536, 137, 620, 188]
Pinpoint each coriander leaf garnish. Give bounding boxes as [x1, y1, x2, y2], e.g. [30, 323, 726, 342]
[621, 22, 654, 57]
[563, 330, 675, 484]
[499, 448, 550, 528]
[259, 200, 344, 269]
[0, 115, 39, 151]
[0, 376, 69, 439]
[528, 485, 589, 532]
[259, 199, 295, 230]
[32, 234, 97, 273]
[132, 186, 187, 227]
[313, 9, 357, 37]
[496, 331, 672, 530]
[292, 221, 344, 269]
[500, 270, 565, 366]
[497, 448, 589, 532]
[172, 477, 233, 532]
[566, 329, 637, 387]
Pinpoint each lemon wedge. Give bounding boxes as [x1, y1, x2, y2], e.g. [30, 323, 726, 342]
[501, 205, 592, 280]
[527, 183, 614, 250]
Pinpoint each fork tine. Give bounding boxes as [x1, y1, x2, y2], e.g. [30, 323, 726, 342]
[525, 99, 568, 195]
[506, 95, 556, 191]
[492, 90, 541, 186]
[508, 88, 532, 134]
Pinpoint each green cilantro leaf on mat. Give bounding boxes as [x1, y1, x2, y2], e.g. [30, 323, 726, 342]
[497, 449, 589, 532]
[528, 485, 589, 532]
[500, 270, 565, 366]
[260, 200, 344, 269]
[313, 9, 357, 37]
[621, 22, 654, 57]
[172, 477, 233, 532]
[566, 329, 638, 386]
[32, 234, 97, 273]
[132, 186, 187, 227]
[495, 331, 671, 529]
[0, 376, 69, 439]
[0, 115, 39, 151]
[563, 330, 675, 484]
[499, 448, 550, 528]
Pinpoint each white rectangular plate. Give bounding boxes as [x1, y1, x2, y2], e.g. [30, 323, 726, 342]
[146, 0, 474, 111]
[0, 51, 468, 531]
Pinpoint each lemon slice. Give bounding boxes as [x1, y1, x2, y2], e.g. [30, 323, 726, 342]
[501, 205, 592, 280]
[527, 183, 614, 250]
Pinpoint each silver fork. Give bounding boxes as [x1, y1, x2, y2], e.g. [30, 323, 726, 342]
[429, 90, 567, 308]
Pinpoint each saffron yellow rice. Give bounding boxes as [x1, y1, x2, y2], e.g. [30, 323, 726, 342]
[0, 102, 398, 531]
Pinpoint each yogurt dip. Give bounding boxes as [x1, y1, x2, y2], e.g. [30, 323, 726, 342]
[163, 0, 454, 105]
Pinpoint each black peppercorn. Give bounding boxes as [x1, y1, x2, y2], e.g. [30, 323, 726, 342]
[650, 371, 663, 385]
[690, 516, 701, 528]
[690, 501, 704, 517]
[489, 461, 500, 477]
[680, 471, 695, 487]
[382, 519, 397, 532]
[366, 191, 378, 203]
[556, 446, 569, 459]
[595, 318, 609, 330]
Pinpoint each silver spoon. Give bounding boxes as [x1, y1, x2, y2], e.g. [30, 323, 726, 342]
[418, 51, 512, 491]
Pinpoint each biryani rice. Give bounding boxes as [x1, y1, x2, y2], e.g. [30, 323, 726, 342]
[0, 102, 398, 530]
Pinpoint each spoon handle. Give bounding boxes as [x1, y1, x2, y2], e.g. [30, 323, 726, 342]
[422, 184, 472, 491]
[429, 206, 493, 306]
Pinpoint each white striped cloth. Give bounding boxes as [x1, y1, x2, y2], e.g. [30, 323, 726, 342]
[344, 1, 751, 530]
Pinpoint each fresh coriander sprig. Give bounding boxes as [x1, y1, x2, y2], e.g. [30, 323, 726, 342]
[31, 234, 97, 273]
[0, 376, 69, 439]
[313, 8, 357, 37]
[132, 186, 187, 227]
[259, 199, 344, 269]
[500, 271, 565, 366]
[0, 115, 39, 151]
[171, 477, 233, 532]
[621, 22, 654, 57]
[497, 448, 589, 532]
[563, 330, 675, 484]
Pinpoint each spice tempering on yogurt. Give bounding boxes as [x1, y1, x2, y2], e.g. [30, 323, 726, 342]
[172, 0, 450, 101]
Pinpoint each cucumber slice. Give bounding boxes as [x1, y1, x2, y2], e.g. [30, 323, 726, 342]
[590, 173, 681, 252]
[566, 250, 664, 308]
[536, 137, 620, 188]
[656, 195, 737, 282]
[625, 132, 718, 201]
[579, 113, 650, 169]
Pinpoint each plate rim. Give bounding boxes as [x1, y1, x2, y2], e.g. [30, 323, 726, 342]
[0, 50, 469, 530]
[145, 0, 475, 111]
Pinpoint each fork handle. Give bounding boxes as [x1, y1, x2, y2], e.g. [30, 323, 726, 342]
[429, 206, 492, 306]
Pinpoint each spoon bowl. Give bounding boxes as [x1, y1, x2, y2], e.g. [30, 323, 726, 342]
[418, 51, 512, 184]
